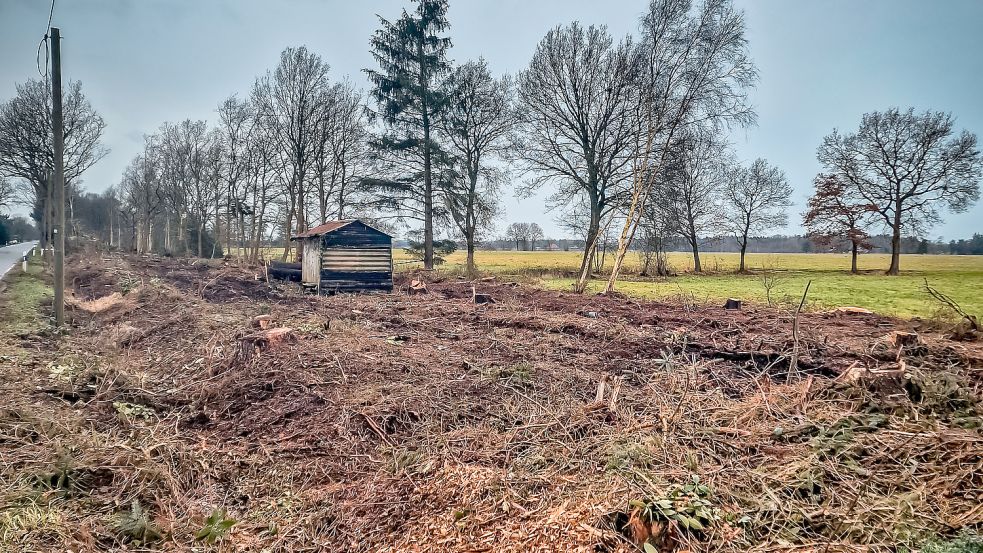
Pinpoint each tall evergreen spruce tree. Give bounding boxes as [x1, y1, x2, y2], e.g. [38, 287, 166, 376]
[365, 0, 452, 269]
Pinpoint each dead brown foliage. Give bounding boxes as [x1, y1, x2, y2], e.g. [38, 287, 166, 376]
[0, 253, 980, 552]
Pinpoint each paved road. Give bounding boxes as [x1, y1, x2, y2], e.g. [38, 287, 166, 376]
[0, 241, 39, 280]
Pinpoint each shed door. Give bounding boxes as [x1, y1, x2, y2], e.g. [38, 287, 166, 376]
[301, 239, 321, 284]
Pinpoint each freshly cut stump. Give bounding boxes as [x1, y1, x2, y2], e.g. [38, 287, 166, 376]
[237, 327, 296, 360]
[251, 314, 275, 330]
[409, 279, 428, 295]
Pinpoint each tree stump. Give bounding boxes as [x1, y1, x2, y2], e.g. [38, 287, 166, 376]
[723, 298, 742, 310]
[251, 314, 275, 330]
[409, 279, 428, 295]
[237, 327, 296, 361]
[887, 331, 921, 349]
[837, 363, 910, 398]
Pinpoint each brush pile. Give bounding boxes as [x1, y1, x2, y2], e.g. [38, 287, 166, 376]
[1, 253, 980, 552]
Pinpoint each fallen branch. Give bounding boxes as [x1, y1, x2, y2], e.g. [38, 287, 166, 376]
[924, 278, 979, 340]
[789, 279, 812, 379]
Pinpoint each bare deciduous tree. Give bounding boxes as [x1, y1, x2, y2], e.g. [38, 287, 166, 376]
[243, 117, 281, 261]
[168, 120, 220, 257]
[504, 222, 528, 251]
[440, 59, 514, 274]
[314, 80, 371, 222]
[0, 79, 107, 247]
[638, 199, 676, 277]
[604, 0, 757, 292]
[803, 174, 875, 274]
[117, 139, 165, 253]
[253, 46, 331, 260]
[156, 122, 189, 253]
[817, 108, 982, 275]
[217, 95, 255, 255]
[652, 130, 728, 272]
[528, 222, 543, 251]
[723, 158, 792, 272]
[515, 22, 641, 290]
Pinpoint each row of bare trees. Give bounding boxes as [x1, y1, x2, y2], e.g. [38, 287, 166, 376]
[2, 0, 978, 281]
[511, 0, 980, 282]
[0, 0, 792, 283]
[107, 1, 515, 274]
[504, 222, 543, 251]
[107, 47, 373, 261]
[512, 0, 770, 291]
[641, 133, 793, 275]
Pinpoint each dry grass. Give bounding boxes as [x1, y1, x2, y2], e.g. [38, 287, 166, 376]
[0, 252, 980, 552]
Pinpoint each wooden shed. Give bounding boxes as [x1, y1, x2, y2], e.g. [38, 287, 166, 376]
[290, 220, 393, 293]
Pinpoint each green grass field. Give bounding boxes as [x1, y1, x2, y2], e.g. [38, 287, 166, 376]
[236, 247, 983, 318]
[419, 250, 983, 318]
[0, 254, 51, 336]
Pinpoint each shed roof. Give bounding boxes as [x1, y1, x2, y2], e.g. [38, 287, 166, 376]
[291, 219, 392, 240]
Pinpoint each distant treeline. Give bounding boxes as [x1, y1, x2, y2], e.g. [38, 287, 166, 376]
[947, 234, 983, 255]
[0, 215, 36, 244]
[472, 233, 983, 255]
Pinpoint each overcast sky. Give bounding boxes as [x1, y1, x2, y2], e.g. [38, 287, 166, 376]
[2, 0, 982, 240]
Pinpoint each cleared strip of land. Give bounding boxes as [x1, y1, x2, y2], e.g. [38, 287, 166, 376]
[1, 252, 980, 551]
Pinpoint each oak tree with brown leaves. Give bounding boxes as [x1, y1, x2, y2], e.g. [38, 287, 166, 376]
[803, 174, 874, 273]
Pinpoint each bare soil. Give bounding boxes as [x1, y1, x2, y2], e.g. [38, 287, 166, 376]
[1, 252, 980, 552]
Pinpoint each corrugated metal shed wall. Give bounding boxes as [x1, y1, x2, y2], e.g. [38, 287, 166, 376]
[319, 221, 393, 292]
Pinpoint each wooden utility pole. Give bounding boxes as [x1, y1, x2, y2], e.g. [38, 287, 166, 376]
[51, 27, 65, 327]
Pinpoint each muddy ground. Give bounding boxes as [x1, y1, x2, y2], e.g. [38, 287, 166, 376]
[1, 252, 980, 552]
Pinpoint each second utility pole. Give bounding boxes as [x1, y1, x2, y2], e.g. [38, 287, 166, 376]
[51, 27, 65, 327]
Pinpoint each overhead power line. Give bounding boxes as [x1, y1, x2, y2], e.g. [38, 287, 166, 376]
[36, 0, 56, 78]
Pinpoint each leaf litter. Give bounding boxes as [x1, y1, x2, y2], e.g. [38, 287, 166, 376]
[0, 252, 980, 552]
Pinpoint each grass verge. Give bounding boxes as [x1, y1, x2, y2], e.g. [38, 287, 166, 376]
[0, 254, 52, 336]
